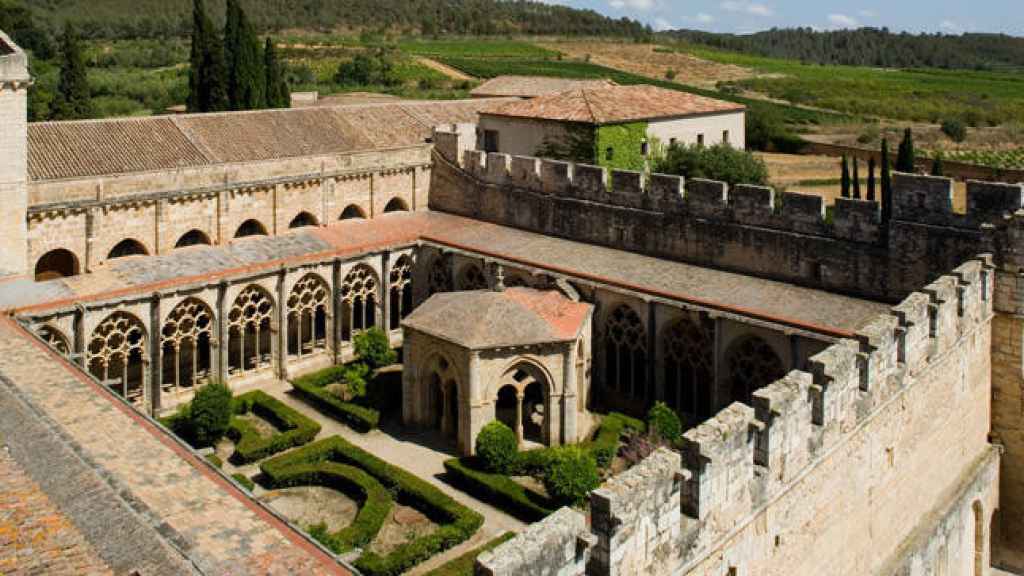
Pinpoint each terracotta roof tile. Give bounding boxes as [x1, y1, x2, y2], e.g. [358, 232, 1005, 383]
[482, 84, 745, 125]
[470, 75, 617, 98]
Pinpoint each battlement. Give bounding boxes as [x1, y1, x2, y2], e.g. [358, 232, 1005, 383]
[433, 126, 1024, 239]
[479, 255, 994, 576]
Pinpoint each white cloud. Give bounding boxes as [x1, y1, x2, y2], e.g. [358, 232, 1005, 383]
[858, 9, 877, 18]
[720, 1, 773, 17]
[828, 13, 860, 28]
[609, 0, 655, 10]
[940, 19, 960, 32]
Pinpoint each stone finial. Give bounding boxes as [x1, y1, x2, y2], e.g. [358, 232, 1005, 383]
[493, 263, 506, 292]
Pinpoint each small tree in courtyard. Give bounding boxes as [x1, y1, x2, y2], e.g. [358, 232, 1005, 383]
[543, 446, 600, 507]
[476, 421, 518, 474]
[189, 382, 234, 446]
[647, 402, 682, 446]
[353, 327, 397, 369]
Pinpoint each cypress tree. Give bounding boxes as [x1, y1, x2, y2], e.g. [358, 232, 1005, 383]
[187, 0, 207, 113]
[852, 158, 861, 199]
[840, 155, 851, 198]
[896, 127, 916, 172]
[205, 34, 230, 112]
[867, 157, 877, 201]
[931, 154, 945, 176]
[263, 37, 290, 109]
[225, 0, 264, 110]
[52, 24, 92, 120]
[881, 139, 893, 223]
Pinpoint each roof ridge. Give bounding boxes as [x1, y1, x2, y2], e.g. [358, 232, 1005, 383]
[579, 87, 599, 124]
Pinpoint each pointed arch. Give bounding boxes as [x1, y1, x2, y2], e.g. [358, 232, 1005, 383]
[35, 248, 80, 281]
[161, 298, 215, 397]
[428, 254, 453, 296]
[287, 273, 330, 358]
[227, 285, 275, 375]
[383, 197, 409, 213]
[288, 211, 319, 229]
[87, 312, 147, 407]
[235, 219, 268, 238]
[457, 263, 488, 291]
[603, 303, 648, 401]
[108, 239, 149, 259]
[495, 361, 553, 445]
[389, 255, 413, 330]
[37, 325, 71, 357]
[339, 264, 380, 343]
[663, 314, 715, 420]
[724, 335, 784, 406]
[339, 204, 367, 220]
[175, 229, 211, 249]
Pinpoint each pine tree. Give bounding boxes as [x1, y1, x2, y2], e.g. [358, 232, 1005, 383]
[263, 37, 290, 109]
[881, 139, 893, 223]
[225, 0, 264, 110]
[852, 158, 861, 199]
[840, 155, 851, 198]
[51, 24, 92, 120]
[867, 157, 877, 201]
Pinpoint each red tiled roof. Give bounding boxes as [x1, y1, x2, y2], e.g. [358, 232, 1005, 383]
[481, 84, 745, 125]
[470, 76, 617, 98]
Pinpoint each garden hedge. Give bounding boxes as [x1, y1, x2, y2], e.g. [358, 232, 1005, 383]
[291, 367, 381, 432]
[263, 461, 392, 552]
[443, 457, 556, 523]
[422, 531, 516, 576]
[261, 436, 483, 576]
[231, 473, 255, 491]
[226, 390, 322, 464]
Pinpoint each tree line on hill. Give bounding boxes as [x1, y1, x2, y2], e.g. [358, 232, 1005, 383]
[3, 0, 651, 42]
[663, 27, 1024, 71]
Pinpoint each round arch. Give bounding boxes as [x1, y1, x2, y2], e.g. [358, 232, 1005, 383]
[235, 219, 269, 238]
[35, 248, 80, 281]
[383, 197, 409, 213]
[339, 204, 367, 220]
[175, 229, 211, 249]
[723, 334, 785, 406]
[288, 212, 319, 229]
[108, 239, 149, 260]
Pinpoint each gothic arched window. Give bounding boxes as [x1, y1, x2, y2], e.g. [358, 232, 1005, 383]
[725, 336, 784, 405]
[228, 286, 274, 375]
[287, 273, 329, 357]
[389, 255, 413, 330]
[87, 312, 147, 406]
[161, 298, 214, 396]
[604, 304, 648, 400]
[340, 264, 379, 342]
[664, 316, 714, 418]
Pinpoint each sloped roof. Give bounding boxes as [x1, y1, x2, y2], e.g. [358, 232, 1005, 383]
[403, 287, 592, 350]
[482, 84, 745, 125]
[470, 75, 617, 98]
[27, 98, 512, 182]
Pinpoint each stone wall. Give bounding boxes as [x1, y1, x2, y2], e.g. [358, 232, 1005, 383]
[0, 30, 29, 276]
[26, 147, 431, 274]
[479, 257, 999, 576]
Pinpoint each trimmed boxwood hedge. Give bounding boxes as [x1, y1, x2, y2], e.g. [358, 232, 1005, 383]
[226, 390, 322, 464]
[264, 461, 392, 552]
[291, 366, 381, 432]
[261, 436, 483, 576]
[443, 457, 556, 523]
[442, 413, 644, 521]
[422, 531, 516, 576]
[231, 473, 255, 491]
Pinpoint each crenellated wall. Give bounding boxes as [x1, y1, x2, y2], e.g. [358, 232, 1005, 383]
[479, 256, 999, 576]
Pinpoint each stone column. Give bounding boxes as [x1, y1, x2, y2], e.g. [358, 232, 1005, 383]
[381, 251, 392, 341]
[562, 343, 577, 445]
[441, 384, 452, 438]
[466, 350, 481, 455]
[331, 258, 342, 364]
[149, 293, 162, 414]
[276, 269, 288, 380]
[515, 391, 525, 447]
[216, 282, 229, 384]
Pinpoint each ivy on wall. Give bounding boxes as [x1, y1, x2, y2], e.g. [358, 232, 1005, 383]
[594, 122, 648, 172]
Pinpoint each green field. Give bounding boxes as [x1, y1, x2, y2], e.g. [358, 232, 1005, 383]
[677, 45, 1024, 127]
[938, 149, 1024, 170]
[397, 39, 558, 59]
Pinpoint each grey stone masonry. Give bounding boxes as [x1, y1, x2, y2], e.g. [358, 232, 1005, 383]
[477, 507, 594, 576]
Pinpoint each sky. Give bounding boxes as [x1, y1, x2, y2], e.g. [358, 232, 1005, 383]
[547, 0, 1024, 36]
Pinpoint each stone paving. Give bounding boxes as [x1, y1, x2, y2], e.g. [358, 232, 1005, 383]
[0, 318, 347, 575]
[257, 378, 527, 574]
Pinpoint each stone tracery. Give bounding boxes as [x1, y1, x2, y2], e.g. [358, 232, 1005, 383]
[340, 264, 379, 342]
[287, 273, 329, 357]
[604, 304, 647, 401]
[87, 312, 147, 406]
[389, 255, 413, 330]
[228, 285, 274, 375]
[161, 298, 214, 397]
[37, 325, 71, 356]
[725, 335, 784, 406]
[663, 315, 715, 419]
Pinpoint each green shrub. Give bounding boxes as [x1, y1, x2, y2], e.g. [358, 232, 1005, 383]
[422, 531, 516, 576]
[664, 68, 676, 81]
[262, 437, 483, 575]
[226, 390, 322, 464]
[266, 461, 392, 552]
[232, 473, 255, 491]
[291, 367, 381, 432]
[655, 143, 770, 187]
[190, 382, 234, 447]
[353, 327, 397, 369]
[647, 402, 682, 446]
[585, 413, 645, 469]
[941, 118, 967, 143]
[343, 362, 370, 398]
[475, 421, 518, 474]
[542, 446, 600, 507]
[205, 452, 223, 468]
[443, 457, 556, 522]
